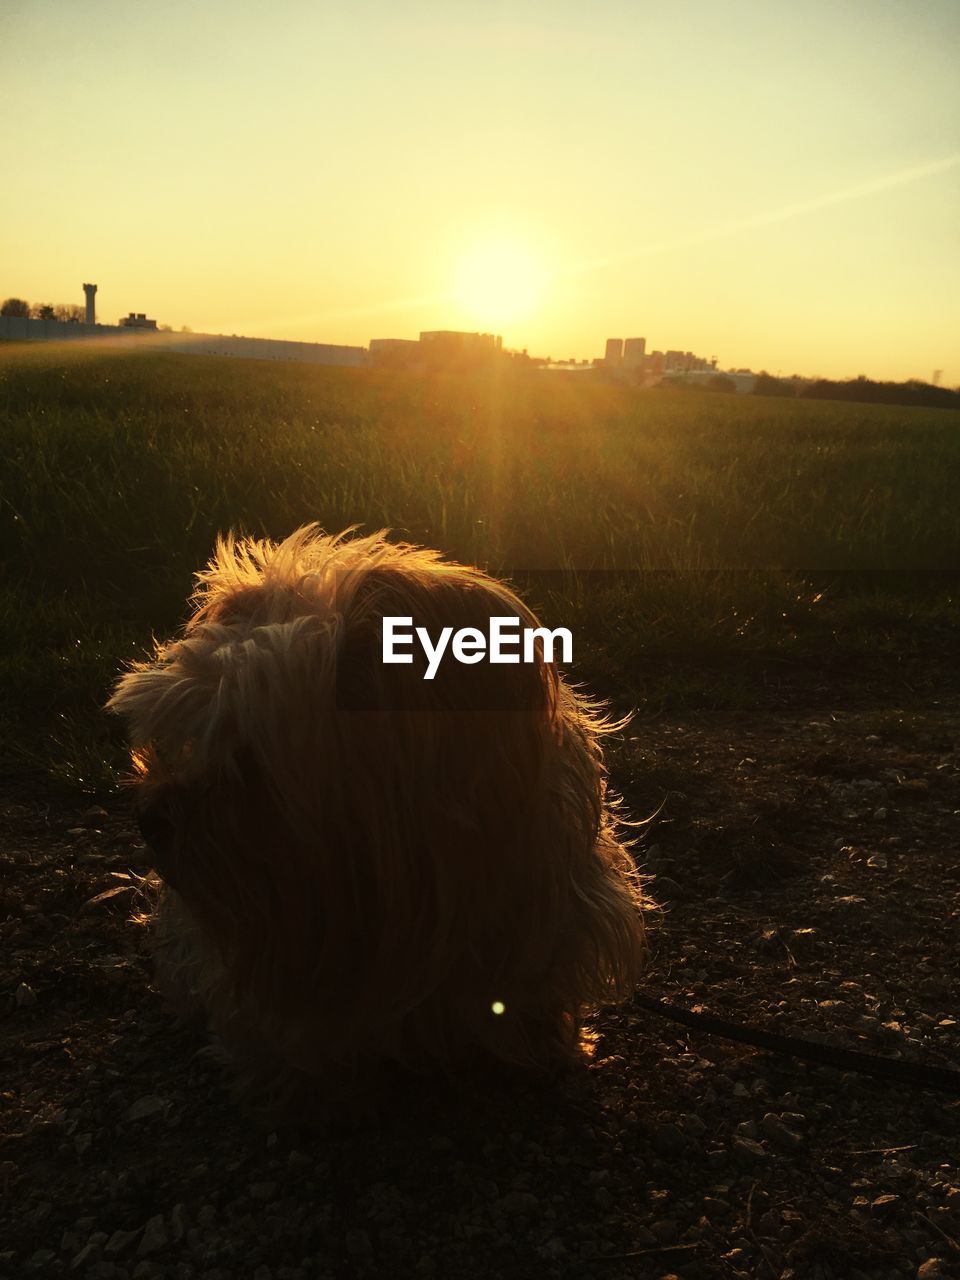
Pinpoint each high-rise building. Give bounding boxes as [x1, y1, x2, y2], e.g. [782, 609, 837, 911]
[604, 338, 623, 366]
[622, 337, 646, 367]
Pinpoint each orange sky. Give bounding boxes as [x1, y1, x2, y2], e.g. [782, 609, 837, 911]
[2, 0, 958, 383]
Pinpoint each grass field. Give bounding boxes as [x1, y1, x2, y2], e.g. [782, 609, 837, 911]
[2, 342, 958, 791]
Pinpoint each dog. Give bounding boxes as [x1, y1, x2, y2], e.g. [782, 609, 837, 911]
[108, 525, 648, 1113]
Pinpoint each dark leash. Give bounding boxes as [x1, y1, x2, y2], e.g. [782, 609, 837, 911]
[633, 994, 960, 1097]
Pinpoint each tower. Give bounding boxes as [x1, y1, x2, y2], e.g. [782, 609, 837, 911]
[83, 283, 97, 325]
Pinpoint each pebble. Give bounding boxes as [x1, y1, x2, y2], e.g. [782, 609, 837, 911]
[72, 1231, 109, 1269]
[651, 1218, 678, 1243]
[171, 1204, 188, 1242]
[499, 1191, 539, 1215]
[762, 1113, 803, 1151]
[124, 1095, 165, 1123]
[15, 983, 37, 1008]
[871, 1194, 900, 1217]
[132, 1263, 163, 1279]
[917, 1260, 950, 1279]
[683, 1114, 707, 1137]
[137, 1214, 168, 1256]
[105, 1228, 141, 1259]
[732, 1136, 767, 1161]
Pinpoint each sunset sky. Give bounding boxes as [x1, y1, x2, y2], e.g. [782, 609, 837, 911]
[2, 0, 958, 383]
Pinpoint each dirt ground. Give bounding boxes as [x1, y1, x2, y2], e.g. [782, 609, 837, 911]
[1, 677, 958, 1279]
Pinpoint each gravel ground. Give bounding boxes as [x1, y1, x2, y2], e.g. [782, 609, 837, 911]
[1, 695, 958, 1280]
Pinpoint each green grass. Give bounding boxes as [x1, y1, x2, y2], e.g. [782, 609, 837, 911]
[2, 342, 958, 792]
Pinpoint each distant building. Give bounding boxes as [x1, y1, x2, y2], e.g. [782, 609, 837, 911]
[370, 338, 420, 356]
[622, 337, 646, 367]
[83, 283, 97, 325]
[119, 312, 158, 330]
[419, 330, 502, 353]
[604, 338, 623, 366]
[369, 337, 421, 367]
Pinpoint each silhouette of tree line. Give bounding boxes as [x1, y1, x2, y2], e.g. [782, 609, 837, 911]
[2, 296, 84, 322]
[755, 371, 959, 410]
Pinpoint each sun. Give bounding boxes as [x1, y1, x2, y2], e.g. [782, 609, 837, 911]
[453, 239, 548, 330]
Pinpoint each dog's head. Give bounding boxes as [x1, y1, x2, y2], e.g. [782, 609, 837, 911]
[109, 526, 645, 1071]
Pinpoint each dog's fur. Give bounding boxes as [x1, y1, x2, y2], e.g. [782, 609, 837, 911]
[108, 526, 647, 1111]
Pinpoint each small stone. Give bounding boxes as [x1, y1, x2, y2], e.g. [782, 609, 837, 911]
[105, 1228, 140, 1259]
[124, 1096, 165, 1123]
[170, 1204, 188, 1242]
[15, 983, 37, 1008]
[74, 1132, 93, 1155]
[735, 1120, 758, 1141]
[655, 876, 682, 897]
[917, 1260, 950, 1279]
[651, 1219, 678, 1243]
[762, 1113, 803, 1151]
[871, 1193, 900, 1217]
[132, 1263, 162, 1279]
[28, 1250, 57, 1271]
[866, 853, 888, 869]
[703, 1196, 730, 1219]
[250, 1181, 277, 1202]
[873, 807, 888, 820]
[756, 1209, 781, 1237]
[136, 1214, 168, 1256]
[62, 1228, 85, 1254]
[29, 1202, 52, 1228]
[653, 1123, 685, 1157]
[197, 1204, 217, 1228]
[72, 1232, 109, 1269]
[499, 1190, 539, 1215]
[732, 1136, 767, 1161]
[683, 1114, 707, 1137]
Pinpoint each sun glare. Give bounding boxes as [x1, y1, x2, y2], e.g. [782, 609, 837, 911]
[453, 240, 547, 330]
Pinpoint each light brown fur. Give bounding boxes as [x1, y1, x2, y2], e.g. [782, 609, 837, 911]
[108, 526, 648, 1114]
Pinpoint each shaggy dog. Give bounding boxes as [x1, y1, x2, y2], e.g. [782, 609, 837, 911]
[108, 526, 647, 1113]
